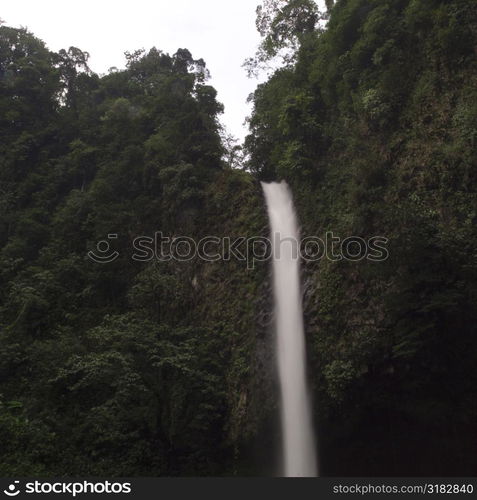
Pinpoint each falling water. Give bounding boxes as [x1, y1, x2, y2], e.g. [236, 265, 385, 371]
[262, 181, 318, 477]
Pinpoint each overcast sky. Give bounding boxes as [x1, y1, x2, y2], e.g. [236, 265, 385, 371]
[2, 0, 324, 142]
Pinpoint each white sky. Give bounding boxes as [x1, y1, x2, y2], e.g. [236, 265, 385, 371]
[2, 0, 324, 142]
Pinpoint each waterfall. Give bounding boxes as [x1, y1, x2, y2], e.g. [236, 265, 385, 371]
[262, 181, 318, 478]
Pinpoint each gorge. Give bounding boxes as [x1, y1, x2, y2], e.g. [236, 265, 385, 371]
[0, 0, 476, 477]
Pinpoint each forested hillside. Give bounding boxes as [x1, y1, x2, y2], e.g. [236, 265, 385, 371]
[1, 0, 477, 476]
[246, 0, 477, 475]
[0, 26, 270, 475]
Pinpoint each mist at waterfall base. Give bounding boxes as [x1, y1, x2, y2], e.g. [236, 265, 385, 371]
[261, 181, 318, 478]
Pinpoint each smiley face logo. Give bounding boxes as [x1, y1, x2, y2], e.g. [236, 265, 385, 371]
[4, 481, 20, 497]
[87, 234, 120, 264]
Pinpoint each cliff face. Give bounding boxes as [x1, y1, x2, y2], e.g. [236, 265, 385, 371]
[246, 0, 477, 475]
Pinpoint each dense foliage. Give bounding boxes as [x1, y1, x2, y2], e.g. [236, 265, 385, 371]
[0, 26, 267, 475]
[246, 0, 477, 475]
[1, 0, 477, 476]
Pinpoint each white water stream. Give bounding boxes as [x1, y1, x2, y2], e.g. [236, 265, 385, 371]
[262, 181, 318, 477]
